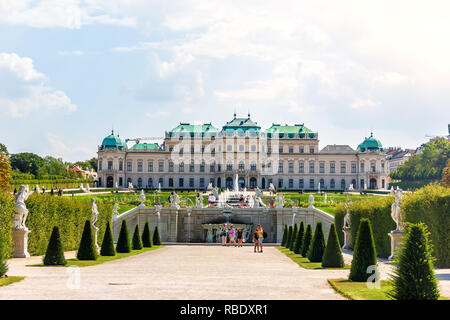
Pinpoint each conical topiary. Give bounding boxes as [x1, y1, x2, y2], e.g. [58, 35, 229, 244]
[153, 226, 161, 245]
[77, 220, 98, 260]
[116, 220, 131, 253]
[294, 221, 305, 254]
[142, 222, 153, 247]
[289, 224, 298, 251]
[43, 226, 66, 265]
[0, 235, 9, 277]
[286, 225, 293, 249]
[349, 218, 377, 282]
[132, 225, 143, 250]
[308, 222, 326, 262]
[388, 223, 440, 300]
[301, 224, 313, 257]
[322, 224, 344, 268]
[100, 221, 116, 256]
[281, 224, 288, 247]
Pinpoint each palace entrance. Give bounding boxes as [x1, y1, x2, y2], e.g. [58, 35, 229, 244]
[106, 176, 114, 188]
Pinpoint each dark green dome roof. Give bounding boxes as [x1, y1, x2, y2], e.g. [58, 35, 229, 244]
[357, 132, 382, 152]
[101, 131, 127, 150]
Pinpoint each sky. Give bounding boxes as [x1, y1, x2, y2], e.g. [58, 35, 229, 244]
[0, 0, 449, 162]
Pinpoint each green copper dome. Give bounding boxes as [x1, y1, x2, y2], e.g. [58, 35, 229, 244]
[100, 131, 127, 150]
[357, 132, 382, 152]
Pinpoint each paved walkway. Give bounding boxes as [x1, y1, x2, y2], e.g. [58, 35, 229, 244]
[1, 246, 449, 299]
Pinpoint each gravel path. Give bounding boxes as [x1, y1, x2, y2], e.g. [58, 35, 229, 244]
[1, 246, 448, 299]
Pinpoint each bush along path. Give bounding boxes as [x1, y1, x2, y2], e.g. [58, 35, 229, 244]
[349, 219, 377, 282]
[322, 224, 344, 268]
[142, 222, 153, 248]
[307, 222, 326, 262]
[100, 221, 116, 256]
[301, 224, 313, 257]
[76, 220, 97, 261]
[43, 226, 66, 266]
[293, 222, 304, 255]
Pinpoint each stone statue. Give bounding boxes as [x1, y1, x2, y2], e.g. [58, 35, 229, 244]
[276, 193, 284, 208]
[343, 203, 351, 228]
[139, 189, 146, 207]
[308, 194, 314, 204]
[206, 224, 214, 243]
[115, 181, 119, 189]
[349, 184, 354, 191]
[128, 182, 133, 189]
[170, 191, 180, 209]
[255, 187, 263, 199]
[113, 203, 120, 218]
[212, 187, 219, 199]
[324, 193, 327, 203]
[207, 183, 213, 191]
[318, 182, 321, 193]
[269, 183, 276, 193]
[342, 202, 352, 249]
[80, 183, 84, 192]
[391, 188, 404, 232]
[13, 185, 31, 230]
[35, 185, 40, 193]
[91, 198, 100, 252]
[196, 193, 204, 208]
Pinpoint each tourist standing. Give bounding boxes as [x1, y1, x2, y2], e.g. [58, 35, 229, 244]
[269, 198, 274, 208]
[220, 224, 228, 246]
[253, 229, 259, 252]
[236, 228, 244, 247]
[228, 225, 237, 247]
[257, 224, 264, 253]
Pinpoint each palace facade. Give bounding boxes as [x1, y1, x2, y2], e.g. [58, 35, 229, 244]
[97, 114, 388, 190]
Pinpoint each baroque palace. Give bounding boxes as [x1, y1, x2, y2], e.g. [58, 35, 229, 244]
[97, 114, 388, 191]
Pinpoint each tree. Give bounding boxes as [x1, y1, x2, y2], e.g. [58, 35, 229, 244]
[388, 223, 440, 300]
[0, 152, 11, 192]
[442, 159, 450, 187]
[153, 226, 161, 245]
[294, 222, 305, 254]
[289, 224, 298, 251]
[308, 222, 326, 262]
[0, 235, 8, 277]
[281, 224, 288, 247]
[349, 219, 377, 282]
[43, 226, 67, 265]
[0, 143, 8, 156]
[116, 220, 131, 253]
[301, 224, 313, 257]
[10, 152, 44, 177]
[132, 225, 143, 250]
[100, 221, 116, 256]
[77, 220, 98, 260]
[286, 226, 293, 249]
[322, 224, 344, 268]
[142, 222, 153, 248]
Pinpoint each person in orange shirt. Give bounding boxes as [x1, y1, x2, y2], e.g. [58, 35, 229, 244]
[256, 224, 264, 253]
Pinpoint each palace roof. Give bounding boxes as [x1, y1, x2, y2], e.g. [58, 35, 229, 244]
[357, 132, 383, 152]
[265, 123, 316, 139]
[100, 131, 127, 151]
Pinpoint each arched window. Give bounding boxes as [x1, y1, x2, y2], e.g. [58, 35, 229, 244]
[341, 179, 346, 190]
[319, 178, 324, 188]
[330, 179, 335, 189]
[179, 162, 184, 172]
[148, 178, 153, 188]
[137, 177, 143, 188]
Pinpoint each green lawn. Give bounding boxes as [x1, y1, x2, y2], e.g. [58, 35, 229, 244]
[117, 204, 136, 214]
[0, 276, 25, 287]
[328, 278, 449, 300]
[277, 247, 350, 269]
[31, 246, 164, 268]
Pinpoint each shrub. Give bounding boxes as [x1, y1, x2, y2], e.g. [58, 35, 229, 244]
[293, 221, 305, 254]
[307, 222, 326, 262]
[132, 225, 143, 250]
[289, 224, 298, 251]
[322, 224, 344, 268]
[281, 224, 288, 247]
[142, 222, 152, 248]
[116, 220, 131, 253]
[0, 192, 14, 259]
[349, 219, 377, 282]
[301, 224, 313, 257]
[388, 223, 440, 300]
[43, 226, 66, 265]
[402, 184, 450, 267]
[153, 226, 161, 245]
[0, 234, 8, 277]
[76, 220, 97, 260]
[286, 226, 293, 249]
[100, 221, 115, 256]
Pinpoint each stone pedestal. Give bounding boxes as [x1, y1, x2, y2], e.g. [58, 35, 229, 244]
[388, 230, 406, 260]
[342, 227, 352, 250]
[12, 229, 31, 258]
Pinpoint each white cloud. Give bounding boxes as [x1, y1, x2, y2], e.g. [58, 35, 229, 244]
[0, 53, 77, 118]
[57, 50, 84, 56]
[45, 132, 92, 162]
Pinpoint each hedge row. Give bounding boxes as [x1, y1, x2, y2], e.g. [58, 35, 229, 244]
[0, 192, 112, 257]
[10, 179, 94, 190]
[401, 184, 450, 268]
[334, 197, 395, 259]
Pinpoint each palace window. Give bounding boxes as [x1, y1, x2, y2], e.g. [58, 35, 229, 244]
[179, 178, 184, 188]
[310, 148, 314, 154]
[341, 179, 346, 189]
[341, 162, 346, 173]
[351, 163, 356, 173]
[137, 178, 142, 188]
[309, 161, 315, 173]
[299, 179, 304, 189]
[169, 161, 174, 172]
[148, 161, 153, 172]
[251, 145, 256, 152]
[158, 161, 164, 172]
[239, 145, 244, 152]
[360, 162, 365, 172]
[278, 179, 283, 189]
[278, 161, 284, 173]
[251, 163, 257, 171]
[127, 162, 132, 172]
[191, 147, 194, 153]
[239, 162, 245, 170]
[288, 162, 294, 173]
[189, 162, 195, 172]
[382, 179, 385, 188]
[299, 162, 304, 173]
[330, 179, 335, 189]
[309, 179, 314, 189]
[210, 163, 215, 172]
[148, 178, 153, 188]
[227, 163, 233, 171]
[179, 162, 185, 172]
[158, 178, 163, 187]
[267, 162, 273, 173]
[137, 161, 143, 172]
[381, 163, 385, 173]
[199, 178, 205, 188]
[289, 179, 294, 189]
[119, 160, 123, 171]
[99, 160, 103, 171]
[299, 147, 304, 153]
[227, 145, 232, 152]
[108, 161, 113, 170]
[320, 178, 324, 187]
[319, 162, 325, 173]
[189, 178, 194, 188]
[279, 147, 284, 153]
[169, 178, 174, 187]
[199, 162, 204, 172]
[330, 163, 335, 173]
[289, 146, 294, 153]
[360, 179, 365, 189]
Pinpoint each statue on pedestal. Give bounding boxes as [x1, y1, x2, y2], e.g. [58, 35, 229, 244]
[170, 191, 180, 209]
[91, 198, 100, 252]
[308, 194, 315, 206]
[391, 188, 404, 232]
[113, 203, 120, 218]
[276, 193, 284, 208]
[196, 193, 204, 208]
[139, 189, 146, 207]
[212, 187, 219, 199]
[342, 202, 352, 249]
[13, 185, 31, 231]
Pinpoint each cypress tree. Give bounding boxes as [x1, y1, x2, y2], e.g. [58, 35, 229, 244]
[142, 222, 153, 247]
[132, 225, 143, 250]
[294, 221, 305, 254]
[388, 223, 439, 300]
[289, 224, 298, 251]
[281, 224, 288, 247]
[0, 235, 9, 277]
[301, 224, 313, 257]
[100, 221, 116, 256]
[77, 220, 98, 260]
[349, 218, 378, 282]
[116, 220, 131, 253]
[43, 226, 66, 265]
[286, 226, 293, 249]
[322, 224, 344, 268]
[308, 222, 326, 262]
[153, 226, 161, 245]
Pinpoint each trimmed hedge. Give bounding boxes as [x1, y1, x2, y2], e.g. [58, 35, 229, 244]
[77, 220, 97, 260]
[322, 224, 344, 268]
[335, 197, 395, 258]
[132, 225, 143, 250]
[349, 219, 377, 282]
[100, 221, 116, 256]
[43, 226, 66, 265]
[116, 220, 131, 253]
[286, 226, 293, 249]
[281, 224, 288, 247]
[307, 222, 326, 262]
[142, 222, 152, 248]
[301, 224, 313, 257]
[0, 193, 112, 258]
[289, 224, 298, 251]
[293, 222, 304, 254]
[401, 184, 450, 268]
[153, 226, 161, 245]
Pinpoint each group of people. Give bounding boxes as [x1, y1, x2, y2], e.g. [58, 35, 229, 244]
[219, 224, 265, 253]
[238, 194, 251, 207]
